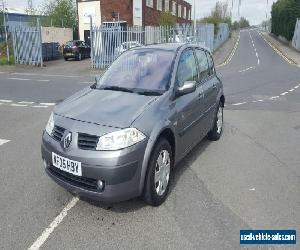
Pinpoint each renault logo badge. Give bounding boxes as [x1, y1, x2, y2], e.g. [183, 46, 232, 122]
[63, 132, 72, 149]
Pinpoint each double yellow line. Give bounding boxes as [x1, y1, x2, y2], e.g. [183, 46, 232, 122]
[216, 33, 241, 68]
[259, 32, 297, 65]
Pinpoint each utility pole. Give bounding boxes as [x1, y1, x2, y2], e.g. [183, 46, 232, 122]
[193, 0, 196, 36]
[1, 0, 9, 63]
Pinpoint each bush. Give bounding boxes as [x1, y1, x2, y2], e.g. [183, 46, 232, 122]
[0, 55, 14, 65]
[271, 0, 300, 41]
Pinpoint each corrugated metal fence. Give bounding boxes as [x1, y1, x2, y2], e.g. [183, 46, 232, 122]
[91, 23, 229, 69]
[11, 24, 43, 66]
[292, 18, 300, 51]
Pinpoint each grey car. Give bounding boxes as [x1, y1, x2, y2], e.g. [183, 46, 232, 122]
[41, 43, 225, 206]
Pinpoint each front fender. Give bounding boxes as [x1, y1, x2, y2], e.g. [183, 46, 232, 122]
[137, 119, 176, 194]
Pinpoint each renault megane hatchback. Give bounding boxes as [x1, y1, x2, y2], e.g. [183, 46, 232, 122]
[41, 43, 225, 206]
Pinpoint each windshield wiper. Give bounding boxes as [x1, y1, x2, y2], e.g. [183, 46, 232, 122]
[136, 90, 163, 96]
[101, 86, 134, 93]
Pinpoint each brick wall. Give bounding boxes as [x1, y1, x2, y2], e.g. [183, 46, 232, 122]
[100, 0, 134, 26]
[77, 0, 191, 27]
[145, 0, 191, 26]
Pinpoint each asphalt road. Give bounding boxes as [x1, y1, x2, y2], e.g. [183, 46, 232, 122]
[0, 29, 299, 250]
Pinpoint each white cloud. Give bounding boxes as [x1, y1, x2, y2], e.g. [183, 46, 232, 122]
[187, 0, 276, 25]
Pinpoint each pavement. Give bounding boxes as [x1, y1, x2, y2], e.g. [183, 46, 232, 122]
[0, 29, 299, 250]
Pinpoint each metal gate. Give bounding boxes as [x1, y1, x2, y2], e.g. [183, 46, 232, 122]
[11, 24, 43, 66]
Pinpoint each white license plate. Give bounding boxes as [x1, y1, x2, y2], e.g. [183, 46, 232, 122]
[52, 152, 82, 176]
[65, 53, 73, 56]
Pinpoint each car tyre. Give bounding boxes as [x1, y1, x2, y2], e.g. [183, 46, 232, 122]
[208, 102, 223, 141]
[77, 53, 82, 61]
[143, 138, 173, 207]
[64, 57, 68, 61]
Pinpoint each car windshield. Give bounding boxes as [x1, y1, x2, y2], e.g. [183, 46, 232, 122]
[98, 49, 175, 93]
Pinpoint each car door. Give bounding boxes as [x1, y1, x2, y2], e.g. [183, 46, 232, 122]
[174, 48, 200, 157]
[194, 48, 217, 134]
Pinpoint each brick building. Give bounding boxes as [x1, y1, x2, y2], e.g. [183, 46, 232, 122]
[77, 0, 192, 41]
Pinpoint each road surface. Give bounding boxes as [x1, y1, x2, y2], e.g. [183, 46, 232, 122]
[0, 29, 299, 249]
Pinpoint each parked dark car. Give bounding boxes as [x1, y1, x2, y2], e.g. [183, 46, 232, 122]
[63, 40, 91, 61]
[42, 43, 225, 206]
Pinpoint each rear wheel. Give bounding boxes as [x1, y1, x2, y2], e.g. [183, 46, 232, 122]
[143, 139, 173, 206]
[208, 102, 223, 141]
[64, 57, 68, 61]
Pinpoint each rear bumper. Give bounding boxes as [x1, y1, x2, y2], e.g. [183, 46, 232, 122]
[41, 131, 148, 203]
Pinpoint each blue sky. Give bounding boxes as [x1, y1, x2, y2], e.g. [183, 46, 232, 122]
[6, 0, 276, 25]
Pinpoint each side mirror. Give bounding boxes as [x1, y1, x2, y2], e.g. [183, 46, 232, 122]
[176, 81, 196, 97]
[91, 76, 101, 89]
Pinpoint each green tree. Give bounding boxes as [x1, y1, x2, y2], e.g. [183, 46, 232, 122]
[41, 0, 78, 29]
[232, 20, 239, 30]
[159, 11, 176, 26]
[239, 17, 250, 29]
[271, 0, 300, 41]
[198, 1, 232, 34]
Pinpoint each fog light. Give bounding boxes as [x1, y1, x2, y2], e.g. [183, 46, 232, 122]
[97, 180, 105, 192]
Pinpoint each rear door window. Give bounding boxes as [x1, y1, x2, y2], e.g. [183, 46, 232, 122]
[206, 52, 215, 76]
[195, 49, 209, 82]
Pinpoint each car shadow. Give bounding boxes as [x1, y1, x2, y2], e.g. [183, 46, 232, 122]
[81, 137, 211, 213]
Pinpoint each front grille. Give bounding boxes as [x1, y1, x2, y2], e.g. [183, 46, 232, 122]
[49, 166, 98, 191]
[78, 133, 99, 150]
[52, 126, 65, 141]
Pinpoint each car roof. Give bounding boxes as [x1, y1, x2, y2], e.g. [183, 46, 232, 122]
[134, 43, 211, 53]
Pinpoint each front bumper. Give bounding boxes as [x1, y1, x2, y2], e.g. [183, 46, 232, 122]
[41, 131, 148, 203]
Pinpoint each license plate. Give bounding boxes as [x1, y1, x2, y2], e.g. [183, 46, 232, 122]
[65, 53, 73, 56]
[52, 152, 82, 176]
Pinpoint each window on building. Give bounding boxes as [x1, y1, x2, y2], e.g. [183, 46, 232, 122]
[184, 6, 186, 19]
[146, 0, 153, 8]
[165, 0, 169, 12]
[157, 0, 162, 11]
[172, 2, 176, 16]
[178, 4, 181, 18]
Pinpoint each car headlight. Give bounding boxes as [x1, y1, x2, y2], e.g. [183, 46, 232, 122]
[96, 128, 146, 151]
[45, 112, 54, 136]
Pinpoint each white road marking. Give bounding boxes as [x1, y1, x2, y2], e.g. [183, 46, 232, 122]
[232, 102, 247, 106]
[280, 92, 288, 96]
[39, 103, 56, 106]
[249, 188, 256, 191]
[0, 139, 10, 146]
[6, 77, 31, 81]
[36, 80, 50, 82]
[294, 86, 299, 89]
[239, 66, 255, 73]
[12, 72, 80, 78]
[270, 96, 280, 100]
[32, 105, 49, 108]
[28, 197, 79, 250]
[18, 101, 35, 104]
[11, 103, 28, 107]
[289, 89, 295, 92]
[0, 99, 13, 103]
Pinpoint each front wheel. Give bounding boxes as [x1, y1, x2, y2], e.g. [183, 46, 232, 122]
[143, 139, 173, 206]
[208, 102, 223, 141]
